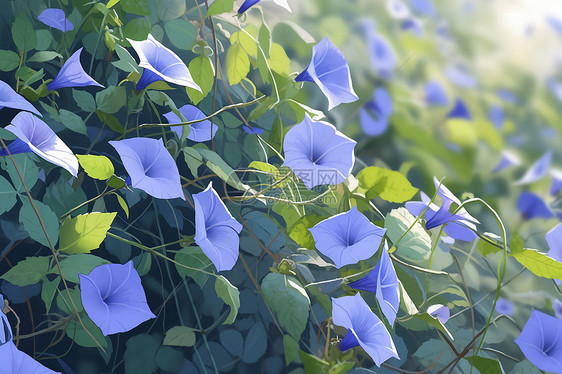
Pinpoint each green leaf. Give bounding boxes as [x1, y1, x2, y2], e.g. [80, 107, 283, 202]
[27, 51, 62, 63]
[1, 256, 50, 286]
[510, 247, 562, 279]
[115, 194, 129, 218]
[59, 212, 117, 254]
[465, 356, 505, 374]
[119, 0, 150, 15]
[206, 0, 235, 17]
[50, 109, 88, 135]
[226, 44, 250, 86]
[357, 166, 418, 203]
[43, 175, 88, 217]
[0, 176, 17, 215]
[0, 50, 21, 71]
[163, 326, 196, 347]
[174, 246, 213, 288]
[186, 55, 214, 105]
[215, 275, 240, 325]
[329, 362, 355, 374]
[299, 351, 329, 374]
[261, 272, 310, 340]
[164, 19, 197, 50]
[385, 207, 431, 262]
[478, 232, 502, 256]
[155, 346, 184, 372]
[510, 231, 524, 255]
[107, 0, 121, 8]
[58, 254, 110, 283]
[6, 153, 39, 193]
[267, 43, 291, 76]
[259, 22, 272, 58]
[19, 198, 59, 247]
[96, 86, 127, 114]
[112, 44, 139, 73]
[283, 335, 300, 365]
[289, 214, 323, 249]
[124, 334, 159, 374]
[156, 0, 186, 22]
[73, 89, 96, 112]
[96, 110, 125, 134]
[41, 276, 60, 313]
[77, 154, 115, 180]
[123, 18, 151, 44]
[12, 12, 36, 53]
[414, 312, 454, 340]
[230, 25, 258, 58]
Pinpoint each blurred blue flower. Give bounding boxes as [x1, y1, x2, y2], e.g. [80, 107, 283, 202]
[47, 48, 103, 91]
[283, 114, 356, 190]
[547, 16, 562, 35]
[447, 98, 471, 119]
[360, 87, 393, 136]
[489, 105, 504, 130]
[0, 80, 41, 116]
[386, 0, 411, 19]
[238, 0, 291, 13]
[164, 105, 217, 142]
[493, 150, 520, 173]
[496, 298, 514, 316]
[38, 8, 73, 32]
[410, 0, 435, 16]
[295, 37, 358, 110]
[517, 191, 554, 220]
[497, 89, 517, 104]
[243, 125, 264, 135]
[128, 34, 201, 92]
[309, 206, 386, 268]
[193, 182, 243, 272]
[363, 21, 397, 78]
[515, 310, 562, 373]
[332, 293, 399, 366]
[401, 18, 423, 36]
[348, 242, 399, 326]
[79, 261, 156, 336]
[514, 151, 552, 185]
[424, 81, 448, 106]
[109, 137, 185, 200]
[445, 67, 477, 88]
[553, 299, 562, 319]
[2, 112, 79, 177]
[427, 304, 450, 324]
[548, 80, 562, 102]
[551, 170, 562, 196]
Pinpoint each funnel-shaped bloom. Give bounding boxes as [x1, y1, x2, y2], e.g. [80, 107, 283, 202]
[38, 9, 73, 32]
[360, 87, 393, 136]
[514, 151, 552, 185]
[0, 80, 41, 116]
[295, 37, 358, 110]
[238, 0, 291, 13]
[490, 105, 504, 130]
[283, 114, 356, 190]
[332, 294, 399, 366]
[517, 191, 554, 220]
[447, 98, 471, 119]
[496, 298, 514, 316]
[515, 310, 562, 373]
[493, 150, 520, 173]
[348, 242, 399, 326]
[109, 137, 184, 200]
[128, 34, 200, 92]
[46, 48, 103, 91]
[79, 261, 156, 336]
[2, 112, 78, 177]
[193, 182, 243, 272]
[411, 0, 435, 16]
[363, 21, 397, 78]
[309, 206, 386, 268]
[424, 81, 448, 106]
[164, 105, 217, 142]
[427, 304, 450, 324]
[445, 67, 477, 88]
[386, 0, 411, 19]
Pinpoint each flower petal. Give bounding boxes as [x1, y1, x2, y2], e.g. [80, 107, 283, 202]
[37, 8, 74, 32]
[0, 80, 41, 116]
[514, 151, 552, 185]
[164, 105, 217, 142]
[47, 48, 103, 91]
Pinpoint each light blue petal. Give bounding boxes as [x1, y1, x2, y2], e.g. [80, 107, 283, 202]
[0, 80, 41, 116]
[514, 151, 552, 185]
[47, 48, 103, 91]
[424, 81, 448, 106]
[37, 8, 74, 32]
[517, 191, 554, 220]
[164, 105, 217, 142]
[1, 341, 60, 373]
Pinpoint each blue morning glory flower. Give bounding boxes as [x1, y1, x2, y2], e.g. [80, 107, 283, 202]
[0, 80, 41, 116]
[348, 242, 399, 326]
[238, 0, 291, 13]
[515, 310, 562, 373]
[551, 170, 562, 196]
[497, 89, 517, 104]
[282, 114, 356, 190]
[309, 206, 386, 268]
[410, 0, 435, 16]
[2, 112, 79, 177]
[193, 182, 243, 272]
[445, 67, 477, 88]
[163, 105, 218, 142]
[47, 48, 103, 91]
[427, 304, 450, 324]
[332, 293, 399, 366]
[517, 191, 554, 220]
[514, 151, 552, 185]
[360, 87, 393, 136]
[493, 150, 520, 173]
[490, 105, 504, 130]
[401, 18, 424, 37]
[424, 81, 448, 106]
[79, 261, 156, 336]
[496, 298, 514, 316]
[386, 0, 411, 19]
[363, 21, 397, 79]
[553, 300, 562, 320]
[295, 37, 359, 110]
[128, 34, 201, 92]
[38, 8, 74, 32]
[109, 137, 185, 200]
[447, 98, 471, 119]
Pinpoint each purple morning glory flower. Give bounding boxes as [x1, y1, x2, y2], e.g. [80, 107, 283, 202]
[348, 242, 399, 326]
[551, 170, 562, 196]
[163, 105, 217, 142]
[445, 67, 477, 88]
[363, 21, 397, 79]
[427, 304, 450, 324]
[514, 151, 552, 185]
[490, 105, 504, 130]
[493, 150, 520, 173]
[309, 206, 386, 268]
[37, 8, 74, 32]
[496, 298, 514, 316]
[515, 310, 562, 373]
[79, 261, 156, 336]
[410, 0, 435, 16]
[295, 37, 359, 110]
[0, 80, 41, 116]
[424, 81, 448, 106]
[332, 294, 399, 366]
[283, 114, 356, 190]
[109, 137, 185, 200]
[46, 48, 103, 91]
[447, 98, 471, 119]
[553, 300, 562, 319]
[546, 224, 562, 262]
[1, 112, 79, 177]
[193, 182, 243, 272]
[128, 34, 200, 92]
[243, 125, 264, 135]
[386, 0, 411, 19]
[517, 191, 554, 220]
[360, 87, 393, 136]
